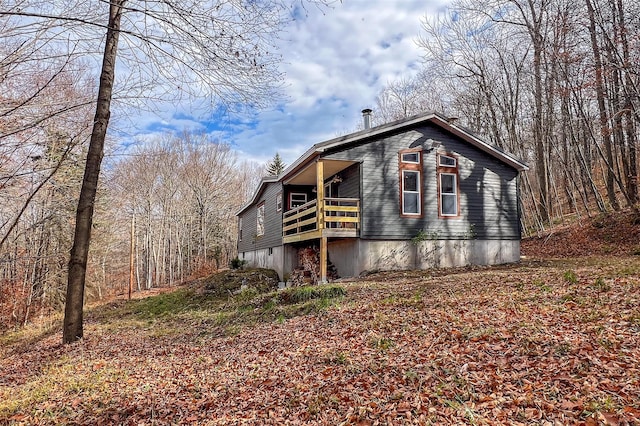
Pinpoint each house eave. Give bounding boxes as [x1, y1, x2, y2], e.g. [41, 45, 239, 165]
[279, 111, 528, 174]
[432, 117, 529, 172]
[276, 113, 444, 184]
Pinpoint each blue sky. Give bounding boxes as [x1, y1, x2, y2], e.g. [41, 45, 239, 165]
[119, 1, 451, 167]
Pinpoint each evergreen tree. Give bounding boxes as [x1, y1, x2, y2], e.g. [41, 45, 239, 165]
[266, 152, 286, 176]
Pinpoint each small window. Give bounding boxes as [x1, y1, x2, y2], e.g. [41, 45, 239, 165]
[439, 154, 456, 167]
[256, 203, 265, 236]
[276, 193, 282, 212]
[401, 152, 420, 164]
[268, 247, 273, 255]
[238, 217, 242, 241]
[290, 192, 307, 208]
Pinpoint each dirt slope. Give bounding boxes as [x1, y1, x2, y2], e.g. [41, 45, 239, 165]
[522, 209, 640, 258]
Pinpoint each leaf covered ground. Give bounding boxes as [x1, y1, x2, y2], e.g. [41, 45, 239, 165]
[522, 210, 640, 258]
[1, 257, 639, 425]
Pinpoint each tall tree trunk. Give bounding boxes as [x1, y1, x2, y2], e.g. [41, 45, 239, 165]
[63, 1, 125, 344]
[616, 0, 638, 205]
[584, 0, 619, 211]
[626, 119, 638, 205]
[519, 0, 550, 223]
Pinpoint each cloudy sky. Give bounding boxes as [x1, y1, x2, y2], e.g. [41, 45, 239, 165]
[122, 1, 452, 167]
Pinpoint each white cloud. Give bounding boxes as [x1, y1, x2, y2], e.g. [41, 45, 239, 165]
[118, 0, 452, 167]
[230, 0, 452, 165]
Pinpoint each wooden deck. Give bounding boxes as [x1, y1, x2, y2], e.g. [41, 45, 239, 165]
[282, 197, 360, 243]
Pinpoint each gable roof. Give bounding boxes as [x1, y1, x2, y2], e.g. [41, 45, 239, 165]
[237, 111, 528, 215]
[237, 175, 279, 215]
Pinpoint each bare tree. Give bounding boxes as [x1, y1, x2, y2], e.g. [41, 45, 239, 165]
[1, 0, 328, 342]
[414, 0, 640, 232]
[375, 75, 428, 123]
[0, 31, 95, 329]
[110, 131, 262, 291]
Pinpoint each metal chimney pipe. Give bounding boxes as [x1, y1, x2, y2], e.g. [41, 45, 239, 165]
[362, 108, 372, 130]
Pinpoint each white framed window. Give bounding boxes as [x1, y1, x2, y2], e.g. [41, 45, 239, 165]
[276, 193, 282, 212]
[238, 217, 242, 241]
[438, 154, 457, 167]
[402, 170, 421, 215]
[256, 202, 265, 236]
[399, 149, 423, 217]
[401, 152, 420, 164]
[439, 173, 458, 216]
[289, 192, 307, 208]
[437, 153, 459, 218]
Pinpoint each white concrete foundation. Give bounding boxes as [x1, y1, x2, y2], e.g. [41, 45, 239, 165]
[240, 246, 285, 280]
[327, 239, 520, 277]
[242, 239, 520, 280]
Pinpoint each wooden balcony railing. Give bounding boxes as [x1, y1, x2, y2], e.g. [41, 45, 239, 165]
[324, 197, 360, 230]
[282, 197, 360, 240]
[283, 199, 318, 236]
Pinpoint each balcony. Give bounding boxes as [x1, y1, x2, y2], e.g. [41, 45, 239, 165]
[282, 197, 360, 243]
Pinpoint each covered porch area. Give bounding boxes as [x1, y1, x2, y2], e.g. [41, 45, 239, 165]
[281, 159, 360, 282]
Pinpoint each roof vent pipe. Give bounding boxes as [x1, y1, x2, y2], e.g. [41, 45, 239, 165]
[362, 108, 372, 130]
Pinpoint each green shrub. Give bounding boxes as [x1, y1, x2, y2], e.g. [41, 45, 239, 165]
[229, 257, 247, 269]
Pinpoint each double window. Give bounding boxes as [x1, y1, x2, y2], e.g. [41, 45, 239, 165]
[399, 148, 423, 217]
[437, 154, 459, 217]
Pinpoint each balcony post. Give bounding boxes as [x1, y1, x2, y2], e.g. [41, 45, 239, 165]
[316, 160, 327, 283]
[316, 160, 324, 230]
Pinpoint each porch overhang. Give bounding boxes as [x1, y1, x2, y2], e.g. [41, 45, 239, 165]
[283, 159, 357, 186]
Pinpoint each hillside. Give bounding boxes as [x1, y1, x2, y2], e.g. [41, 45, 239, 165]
[1, 211, 639, 425]
[2, 256, 639, 424]
[522, 209, 640, 258]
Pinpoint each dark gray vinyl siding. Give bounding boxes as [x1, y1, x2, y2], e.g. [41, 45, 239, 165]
[322, 123, 520, 240]
[336, 163, 360, 198]
[237, 181, 283, 252]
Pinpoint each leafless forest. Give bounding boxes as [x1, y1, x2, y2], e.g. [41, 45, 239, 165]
[2, 0, 639, 329]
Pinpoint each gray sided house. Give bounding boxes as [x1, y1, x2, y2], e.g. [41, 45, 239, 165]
[236, 111, 528, 281]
